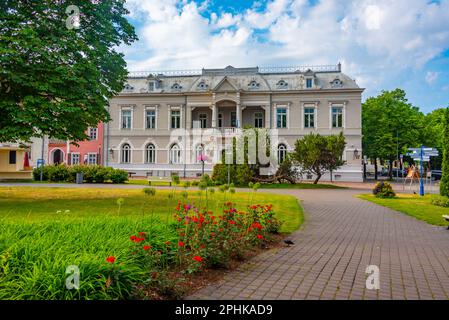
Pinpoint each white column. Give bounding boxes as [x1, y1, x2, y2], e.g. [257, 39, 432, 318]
[263, 105, 270, 128]
[211, 103, 217, 128]
[236, 103, 242, 128]
[186, 105, 192, 129]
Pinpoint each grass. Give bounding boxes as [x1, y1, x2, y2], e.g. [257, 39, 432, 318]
[0, 187, 303, 299]
[358, 193, 449, 226]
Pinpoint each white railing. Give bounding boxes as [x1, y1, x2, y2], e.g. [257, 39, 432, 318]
[128, 64, 341, 78]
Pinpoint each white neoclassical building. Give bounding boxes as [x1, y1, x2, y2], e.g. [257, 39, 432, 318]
[104, 64, 364, 182]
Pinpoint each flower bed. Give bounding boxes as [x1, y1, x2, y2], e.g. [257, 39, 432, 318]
[103, 202, 282, 298]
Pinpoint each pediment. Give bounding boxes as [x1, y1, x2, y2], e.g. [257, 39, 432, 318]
[213, 76, 239, 92]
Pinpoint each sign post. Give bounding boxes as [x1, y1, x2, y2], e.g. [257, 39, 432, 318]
[406, 146, 439, 196]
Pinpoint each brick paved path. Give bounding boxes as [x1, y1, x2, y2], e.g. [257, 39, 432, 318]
[188, 189, 449, 300]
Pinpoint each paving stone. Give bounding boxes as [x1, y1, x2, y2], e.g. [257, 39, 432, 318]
[187, 189, 449, 300]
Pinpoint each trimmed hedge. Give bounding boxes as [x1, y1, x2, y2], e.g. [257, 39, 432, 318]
[33, 164, 128, 184]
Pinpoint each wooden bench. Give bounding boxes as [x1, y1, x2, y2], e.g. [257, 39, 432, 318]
[127, 172, 136, 178]
[443, 215, 449, 230]
[147, 178, 172, 186]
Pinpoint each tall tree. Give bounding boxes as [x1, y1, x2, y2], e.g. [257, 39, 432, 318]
[421, 108, 446, 170]
[440, 107, 449, 197]
[362, 89, 424, 179]
[292, 132, 346, 184]
[0, 0, 137, 142]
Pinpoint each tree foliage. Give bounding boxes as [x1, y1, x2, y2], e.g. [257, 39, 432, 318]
[362, 89, 424, 178]
[292, 132, 346, 184]
[440, 107, 449, 197]
[0, 0, 137, 142]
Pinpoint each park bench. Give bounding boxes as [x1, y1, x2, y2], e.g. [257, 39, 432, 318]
[443, 215, 449, 230]
[147, 177, 172, 186]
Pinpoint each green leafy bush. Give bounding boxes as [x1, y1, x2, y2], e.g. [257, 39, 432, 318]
[212, 164, 254, 186]
[372, 182, 396, 198]
[32, 165, 128, 184]
[431, 195, 449, 207]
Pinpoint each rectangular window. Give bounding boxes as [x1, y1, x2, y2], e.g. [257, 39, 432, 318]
[276, 108, 287, 128]
[9, 151, 16, 164]
[332, 106, 343, 128]
[306, 78, 313, 88]
[199, 113, 207, 128]
[87, 153, 97, 165]
[71, 153, 80, 165]
[121, 109, 132, 129]
[304, 107, 315, 128]
[88, 127, 97, 140]
[218, 113, 223, 128]
[254, 112, 263, 128]
[146, 109, 156, 129]
[171, 110, 181, 129]
[230, 112, 237, 127]
[149, 81, 155, 92]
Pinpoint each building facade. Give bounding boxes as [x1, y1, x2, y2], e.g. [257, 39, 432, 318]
[0, 142, 32, 180]
[105, 65, 364, 182]
[48, 123, 104, 166]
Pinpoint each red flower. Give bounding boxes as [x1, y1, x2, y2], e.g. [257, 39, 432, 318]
[200, 244, 205, 249]
[165, 241, 171, 245]
[138, 232, 146, 237]
[178, 241, 184, 247]
[257, 235, 263, 240]
[106, 256, 115, 263]
[130, 235, 136, 241]
[134, 237, 144, 243]
[193, 256, 203, 262]
[228, 220, 236, 225]
[211, 232, 216, 237]
[143, 245, 151, 251]
[180, 233, 185, 237]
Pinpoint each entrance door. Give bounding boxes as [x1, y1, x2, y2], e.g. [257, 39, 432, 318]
[53, 149, 63, 164]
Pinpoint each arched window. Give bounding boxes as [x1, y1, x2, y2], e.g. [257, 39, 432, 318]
[277, 144, 287, 164]
[121, 143, 131, 163]
[145, 143, 155, 164]
[169, 144, 181, 164]
[195, 144, 204, 163]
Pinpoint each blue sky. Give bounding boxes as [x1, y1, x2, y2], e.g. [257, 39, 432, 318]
[121, 0, 449, 113]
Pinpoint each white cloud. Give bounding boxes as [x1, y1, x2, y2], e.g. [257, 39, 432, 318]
[123, 0, 449, 96]
[425, 71, 439, 85]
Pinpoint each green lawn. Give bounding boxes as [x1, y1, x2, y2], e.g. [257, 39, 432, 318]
[358, 194, 449, 226]
[0, 187, 303, 232]
[0, 187, 303, 299]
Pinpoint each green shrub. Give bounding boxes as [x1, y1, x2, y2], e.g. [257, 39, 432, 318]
[431, 195, 449, 207]
[33, 165, 127, 184]
[108, 168, 128, 184]
[47, 164, 70, 182]
[212, 164, 254, 186]
[32, 166, 51, 181]
[372, 182, 396, 198]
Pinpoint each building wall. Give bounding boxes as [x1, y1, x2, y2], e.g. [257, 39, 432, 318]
[0, 147, 32, 180]
[48, 123, 104, 165]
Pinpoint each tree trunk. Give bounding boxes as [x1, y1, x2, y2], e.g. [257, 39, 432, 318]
[388, 159, 393, 180]
[374, 158, 378, 181]
[313, 173, 322, 184]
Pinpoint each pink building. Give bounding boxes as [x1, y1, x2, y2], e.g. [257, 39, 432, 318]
[48, 124, 104, 166]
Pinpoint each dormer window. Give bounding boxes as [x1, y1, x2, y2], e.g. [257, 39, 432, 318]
[306, 78, 313, 89]
[123, 84, 134, 92]
[197, 81, 208, 90]
[276, 80, 288, 89]
[149, 81, 156, 92]
[331, 78, 343, 88]
[171, 83, 182, 91]
[248, 80, 260, 89]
